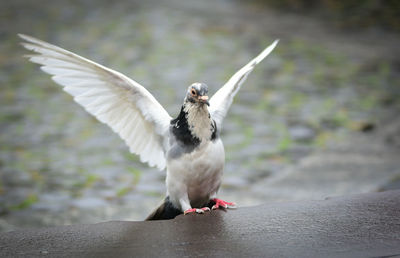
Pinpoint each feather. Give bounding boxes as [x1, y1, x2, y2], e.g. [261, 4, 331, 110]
[209, 40, 278, 129]
[19, 34, 172, 170]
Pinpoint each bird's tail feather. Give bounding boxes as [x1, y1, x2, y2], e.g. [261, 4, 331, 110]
[145, 196, 182, 221]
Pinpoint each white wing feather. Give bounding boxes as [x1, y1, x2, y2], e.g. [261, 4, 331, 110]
[209, 40, 278, 129]
[19, 34, 172, 170]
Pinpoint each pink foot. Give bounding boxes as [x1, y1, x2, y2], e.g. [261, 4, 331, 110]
[184, 207, 210, 215]
[211, 198, 237, 210]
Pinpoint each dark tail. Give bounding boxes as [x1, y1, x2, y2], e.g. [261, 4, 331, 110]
[145, 196, 183, 221]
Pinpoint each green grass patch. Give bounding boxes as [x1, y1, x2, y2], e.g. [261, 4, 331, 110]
[72, 174, 99, 189]
[10, 194, 38, 210]
[116, 187, 132, 197]
[126, 167, 142, 185]
[314, 131, 332, 148]
[115, 167, 142, 198]
[277, 130, 292, 152]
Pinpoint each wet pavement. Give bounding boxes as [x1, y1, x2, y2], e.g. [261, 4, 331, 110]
[0, 0, 399, 231]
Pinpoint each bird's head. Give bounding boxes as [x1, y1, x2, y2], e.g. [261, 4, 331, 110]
[185, 82, 209, 106]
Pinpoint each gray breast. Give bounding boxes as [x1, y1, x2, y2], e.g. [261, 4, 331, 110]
[167, 134, 197, 160]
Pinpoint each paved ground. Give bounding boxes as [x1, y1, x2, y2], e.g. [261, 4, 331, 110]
[0, 0, 399, 231]
[245, 114, 400, 203]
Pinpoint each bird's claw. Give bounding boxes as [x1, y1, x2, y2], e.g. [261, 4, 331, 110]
[211, 198, 237, 210]
[183, 199, 236, 215]
[184, 207, 210, 215]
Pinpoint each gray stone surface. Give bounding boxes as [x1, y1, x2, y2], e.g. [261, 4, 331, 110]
[221, 116, 400, 206]
[0, 190, 399, 258]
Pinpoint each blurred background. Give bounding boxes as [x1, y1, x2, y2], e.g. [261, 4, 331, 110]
[0, 0, 399, 232]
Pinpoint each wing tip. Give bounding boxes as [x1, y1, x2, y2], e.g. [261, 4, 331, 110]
[19, 34, 41, 53]
[18, 33, 56, 50]
[253, 38, 279, 64]
[264, 39, 279, 53]
[18, 33, 34, 42]
[272, 39, 279, 50]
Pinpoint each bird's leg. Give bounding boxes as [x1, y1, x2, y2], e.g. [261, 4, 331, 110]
[211, 198, 237, 210]
[179, 195, 210, 215]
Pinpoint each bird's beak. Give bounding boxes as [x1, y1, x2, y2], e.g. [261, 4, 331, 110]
[199, 95, 209, 106]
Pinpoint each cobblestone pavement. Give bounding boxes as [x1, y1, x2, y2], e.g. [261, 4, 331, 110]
[0, 0, 399, 231]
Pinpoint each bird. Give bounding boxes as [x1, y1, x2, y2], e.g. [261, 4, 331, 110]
[19, 34, 278, 220]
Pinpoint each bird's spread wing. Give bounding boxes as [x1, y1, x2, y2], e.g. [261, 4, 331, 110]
[19, 34, 172, 170]
[209, 40, 278, 129]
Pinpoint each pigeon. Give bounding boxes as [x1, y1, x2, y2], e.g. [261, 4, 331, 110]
[19, 34, 278, 220]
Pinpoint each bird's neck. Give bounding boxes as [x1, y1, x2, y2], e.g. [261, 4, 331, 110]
[171, 103, 215, 146]
[183, 102, 212, 142]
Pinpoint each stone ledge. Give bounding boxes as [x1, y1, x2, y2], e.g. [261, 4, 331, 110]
[1, 190, 400, 257]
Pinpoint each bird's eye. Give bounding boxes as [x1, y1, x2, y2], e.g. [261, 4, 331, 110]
[191, 89, 197, 96]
